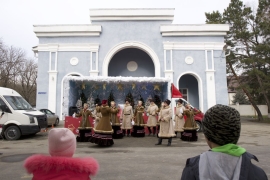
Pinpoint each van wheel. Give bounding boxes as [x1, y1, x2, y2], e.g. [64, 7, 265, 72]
[4, 126, 21, 140]
[195, 121, 202, 132]
[54, 118, 59, 126]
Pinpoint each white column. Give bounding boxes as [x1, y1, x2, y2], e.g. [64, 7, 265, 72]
[48, 71, 58, 113]
[164, 49, 174, 83]
[48, 46, 58, 113]
[89, 51, 99, 76]
[205, 49, 216, 108]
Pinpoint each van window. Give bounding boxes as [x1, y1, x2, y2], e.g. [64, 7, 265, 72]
[0, 98, 6, 106]
[3, 96, 33, 110]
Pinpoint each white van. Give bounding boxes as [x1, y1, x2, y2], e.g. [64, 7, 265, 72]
[0, 87, 47, 140]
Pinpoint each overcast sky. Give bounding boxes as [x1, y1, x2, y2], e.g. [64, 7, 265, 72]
[0, 0, 256, 58]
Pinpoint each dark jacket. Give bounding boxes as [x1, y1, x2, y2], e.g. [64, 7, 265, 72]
[181, 152, 268, 180]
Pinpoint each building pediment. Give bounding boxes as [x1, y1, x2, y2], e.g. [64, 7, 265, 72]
[89, 8, 174, 21]
[33, 24, 102, 37]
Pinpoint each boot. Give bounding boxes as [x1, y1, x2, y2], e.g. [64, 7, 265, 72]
[156, 126, 159, 137]
[153, 127, 156, 136]
[127, 130, 130, 137]
[148, 127, 152, 136]
[123, 130, 126, 136]
[155, 138, 162, 145]
[174, 132, 177, 138]
[167, 137, 172, 146]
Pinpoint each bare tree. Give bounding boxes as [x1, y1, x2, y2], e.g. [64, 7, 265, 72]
[17, 59, 37, 104]
[0, 44, 25, 87]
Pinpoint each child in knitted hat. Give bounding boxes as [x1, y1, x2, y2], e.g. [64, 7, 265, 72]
[24, 128, 99, 180]
[181, 104, 267, 180]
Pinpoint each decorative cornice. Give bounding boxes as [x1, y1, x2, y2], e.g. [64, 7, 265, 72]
[89, 8, 174, 21]
[33, 25, 102, 37]
[34, 43, 99, 52]
[163, 42, 225, 50]
[160, 24, 229, 36]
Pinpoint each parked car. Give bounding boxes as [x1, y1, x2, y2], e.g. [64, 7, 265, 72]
[39, 109, 59, 126]
[172, 98, 204, 131]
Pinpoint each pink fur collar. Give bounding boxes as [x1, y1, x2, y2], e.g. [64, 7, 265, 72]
[24, 154, 99, 175]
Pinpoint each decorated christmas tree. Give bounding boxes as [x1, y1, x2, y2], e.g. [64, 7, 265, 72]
[107, 91, 115, 107]
[87, 93, 95, 110]
[80, 91, 87, 106]
[94, 95, 101, 106]
[139, 94, 145, 107]
[153, 95, 161, 108]
[125, 91, 134, 108]
[145, 95, 152, 110]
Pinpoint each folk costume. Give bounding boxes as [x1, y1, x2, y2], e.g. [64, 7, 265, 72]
[93, 105, 102, 129]
[24, 128, 99, 180]
[75, 104, 92, 142]
[120, 100, 133, 136]
[90, 100, 114, 146]
[156, 103, 164, 138]
[110, 102, 123, 139]
[132, 102, 146, 137]
[174, 99, 186, 137]
[181, 105, 201, 142]
[155, 99, 175, 146]
[146, 100, 159, 136]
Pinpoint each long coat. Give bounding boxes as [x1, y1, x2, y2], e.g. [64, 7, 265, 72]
[133, 105, 145, 126]
[183, 109, 200, 130]
[110, 106, 120, 126]
[174, 104, 186, 132]
[94, 105, 113, 134]
[120, 104, 133, 130]
[24, 154, 99, 180]
[93, 106, 102, 128]
[76, 109, 92, 129]
[158, 106, 175, 138]
[146, 104, 158, 127]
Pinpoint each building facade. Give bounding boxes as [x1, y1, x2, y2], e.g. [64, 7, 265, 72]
[33, 9, 229, 118]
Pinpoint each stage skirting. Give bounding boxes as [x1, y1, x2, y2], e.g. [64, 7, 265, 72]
[65, 112, 156, 135]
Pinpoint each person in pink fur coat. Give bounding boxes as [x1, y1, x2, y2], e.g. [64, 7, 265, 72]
[24, 128, 99, 180]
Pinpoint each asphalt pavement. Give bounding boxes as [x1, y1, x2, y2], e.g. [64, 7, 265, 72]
[0, 119, 269, 180]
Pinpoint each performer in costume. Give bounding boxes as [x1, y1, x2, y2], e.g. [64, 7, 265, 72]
[132, 100, 146, 137]
[155, 99, 175, 146]
[90, 100, 114, 146]
[174, 99, 186, 137]
[156, 102, 165, 137]
[93, 103, 102, 129]
[146, 99, 158, 136]
[181, 104, 201, 141]
[74, 103, 92, 142]
[120, 99, 133, 137]
[110, 101, 123, 139]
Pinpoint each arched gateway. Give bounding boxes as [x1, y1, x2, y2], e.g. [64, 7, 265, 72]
[103, 41, 160, 77]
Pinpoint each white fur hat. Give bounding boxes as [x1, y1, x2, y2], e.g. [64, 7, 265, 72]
[48, 128, 76, 157]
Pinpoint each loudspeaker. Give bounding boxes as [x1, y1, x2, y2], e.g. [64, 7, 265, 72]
[69, 106, 78, 116]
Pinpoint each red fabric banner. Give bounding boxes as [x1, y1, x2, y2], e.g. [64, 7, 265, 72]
[171, 83, 183, 98]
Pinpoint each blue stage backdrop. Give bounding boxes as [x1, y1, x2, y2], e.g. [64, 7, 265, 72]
[62, 76, 170, 117]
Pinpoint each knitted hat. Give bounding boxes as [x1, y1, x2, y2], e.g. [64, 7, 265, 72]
[102, 100, 107, 105]
[164, 99, 171, 105]
[202, 104, 241, 146]
[48, 128, 76, 157]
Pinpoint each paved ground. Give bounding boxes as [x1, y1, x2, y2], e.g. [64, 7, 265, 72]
[0, 119, 270, 180]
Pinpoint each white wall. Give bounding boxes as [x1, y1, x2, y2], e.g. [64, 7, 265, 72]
[229, 104, 268, 116]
